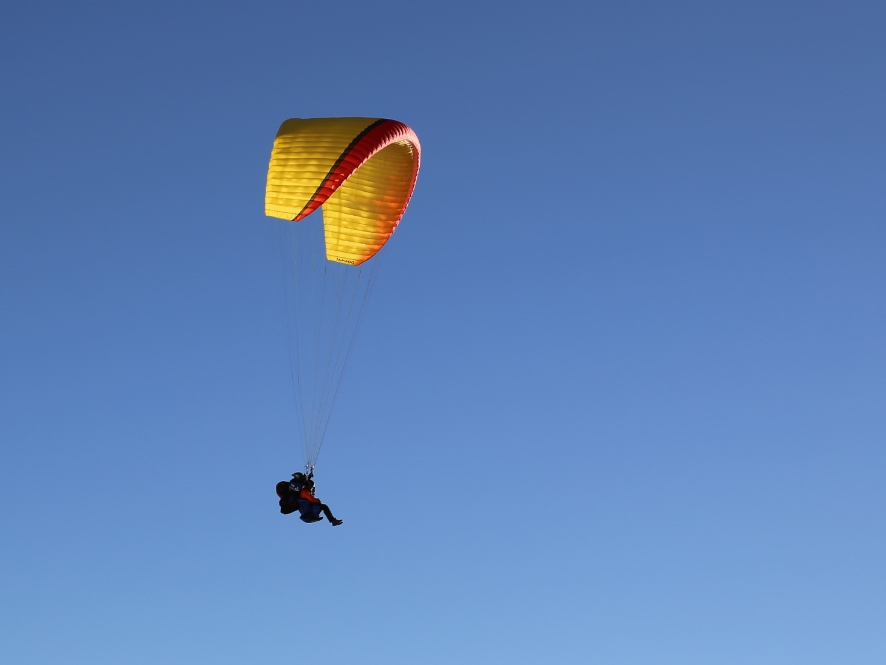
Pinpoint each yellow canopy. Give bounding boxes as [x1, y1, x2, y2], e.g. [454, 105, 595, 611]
[265, 117, 421, 265]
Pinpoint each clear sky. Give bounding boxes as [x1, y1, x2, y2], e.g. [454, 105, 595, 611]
[1, 2, 884, 663]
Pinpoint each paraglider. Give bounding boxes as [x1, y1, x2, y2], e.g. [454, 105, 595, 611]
[276, 472, 342, 525]
[264, 117, 421, 523]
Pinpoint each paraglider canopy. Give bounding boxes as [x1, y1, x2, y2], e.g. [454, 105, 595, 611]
[266, 117, 421, 265]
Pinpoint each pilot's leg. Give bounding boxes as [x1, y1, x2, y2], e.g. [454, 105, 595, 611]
[319, 503, 343, 526]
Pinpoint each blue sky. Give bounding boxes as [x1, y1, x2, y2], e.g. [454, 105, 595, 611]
[1, 1, 884, 663]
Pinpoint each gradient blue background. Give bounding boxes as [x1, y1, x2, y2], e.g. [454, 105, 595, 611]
[1, 2, 884, 663]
